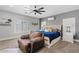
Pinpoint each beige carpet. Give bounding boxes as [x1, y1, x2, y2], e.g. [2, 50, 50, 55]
[0, 39, 79, 53]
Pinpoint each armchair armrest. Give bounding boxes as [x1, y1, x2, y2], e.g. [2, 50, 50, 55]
[30, 37, 44, 52]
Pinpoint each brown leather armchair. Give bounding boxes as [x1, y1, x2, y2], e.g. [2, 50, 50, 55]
[18, 32, 44, 53]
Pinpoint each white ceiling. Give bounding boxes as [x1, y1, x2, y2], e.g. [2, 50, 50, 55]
[0, 5, 79, 18]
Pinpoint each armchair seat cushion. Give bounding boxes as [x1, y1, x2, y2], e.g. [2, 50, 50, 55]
[31, 37, 43, 42]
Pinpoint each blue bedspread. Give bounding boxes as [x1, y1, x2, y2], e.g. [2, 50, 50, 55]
[43, 32, 60, 42]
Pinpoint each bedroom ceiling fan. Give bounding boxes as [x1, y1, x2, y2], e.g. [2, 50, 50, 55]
[24, 5, 46, 15]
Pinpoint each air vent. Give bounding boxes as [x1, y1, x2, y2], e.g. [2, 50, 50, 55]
[48, 17, 56, 21]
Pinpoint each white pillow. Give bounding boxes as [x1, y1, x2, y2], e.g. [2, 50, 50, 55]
[44, 29, 49, 32]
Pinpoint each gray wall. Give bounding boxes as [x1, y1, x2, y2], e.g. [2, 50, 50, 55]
[0, 10, 39, 38]
[41, 10, 79, 39]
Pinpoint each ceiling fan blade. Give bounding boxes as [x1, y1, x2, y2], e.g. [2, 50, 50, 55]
[24, 8, 32, 11]
[39, 10, 45, 12]
[37, 12, 42, 14]
[38, 7, 44, 10]
[25, 12, 31, 14]
[25, 12, 28, 14]
[24, 7, 32, 10]
[30, 11, 34, 13]
[25, 10, 34, 14]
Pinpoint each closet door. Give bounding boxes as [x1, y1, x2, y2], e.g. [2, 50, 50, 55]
[63, 17, 75, 43]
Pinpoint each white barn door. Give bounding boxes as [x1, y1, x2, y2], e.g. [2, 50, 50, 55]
[63, 17, 75, 43]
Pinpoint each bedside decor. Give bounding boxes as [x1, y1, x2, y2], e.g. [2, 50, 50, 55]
[32, 22, 38, 26]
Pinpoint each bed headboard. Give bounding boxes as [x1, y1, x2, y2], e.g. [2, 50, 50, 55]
[49, 25, 61, 30]
[42, 24, 61, 33]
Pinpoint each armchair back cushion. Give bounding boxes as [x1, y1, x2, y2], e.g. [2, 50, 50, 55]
[21, 34, 29, 39]
[30, 32, 42, 39]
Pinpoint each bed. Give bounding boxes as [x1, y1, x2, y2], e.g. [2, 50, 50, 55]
[42, 25, 61, 48]
[33, 25, 61, 48]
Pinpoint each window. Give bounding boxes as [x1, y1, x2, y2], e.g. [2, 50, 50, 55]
[14, 19, 22, 33]
[14, 19, 29, 34]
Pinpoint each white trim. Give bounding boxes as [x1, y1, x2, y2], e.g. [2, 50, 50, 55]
[0, 36, 19, 41]
[74, 39, 79, 42]
[0, 33, 26, 41]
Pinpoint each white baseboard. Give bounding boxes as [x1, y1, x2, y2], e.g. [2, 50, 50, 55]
[0, 36, 20, 41]
[0, 33, 25, 41]
[74, 39, 79, 42]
